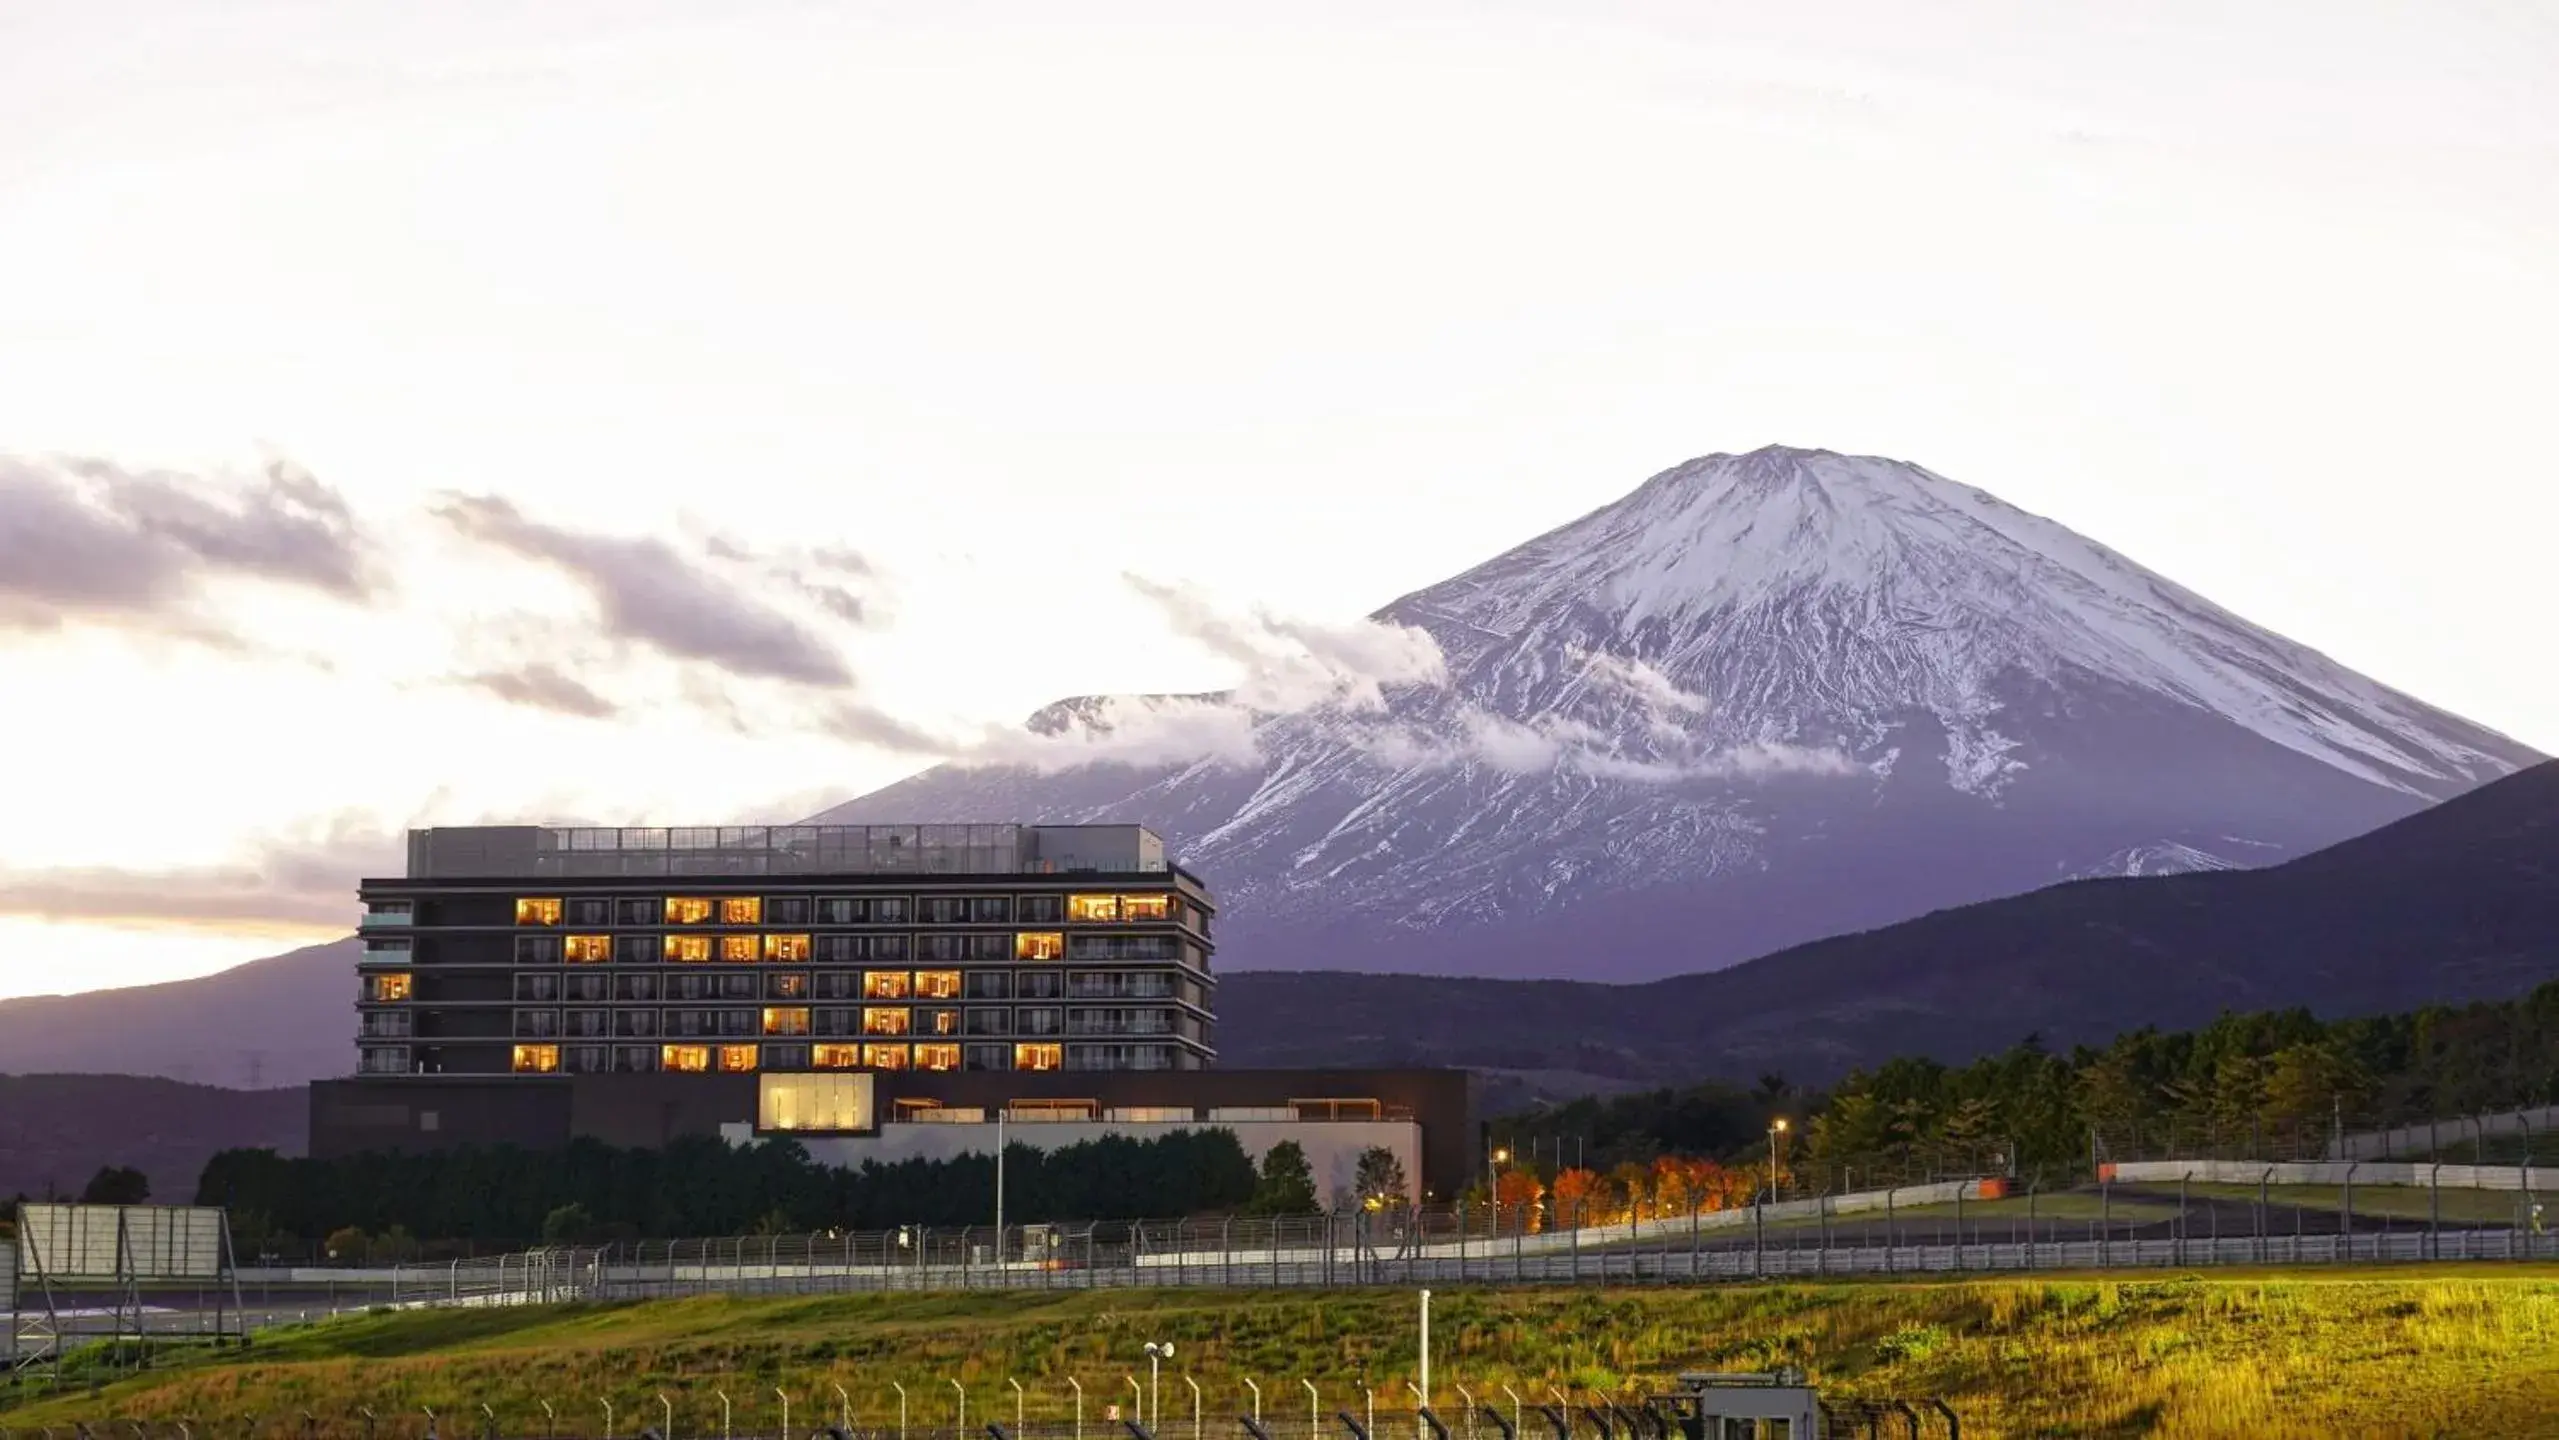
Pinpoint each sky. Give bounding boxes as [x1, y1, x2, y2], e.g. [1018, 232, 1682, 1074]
[1, 0, 2554, 1001]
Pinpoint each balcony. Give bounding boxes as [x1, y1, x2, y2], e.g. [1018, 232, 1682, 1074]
[360, 943, 411, 965]
[358, 909, 412, 930]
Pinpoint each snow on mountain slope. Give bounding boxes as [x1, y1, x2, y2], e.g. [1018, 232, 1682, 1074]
[817, 446, 2540, 981]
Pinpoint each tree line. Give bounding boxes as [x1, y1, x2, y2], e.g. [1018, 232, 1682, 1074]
[191, 1131, 1417, 1247]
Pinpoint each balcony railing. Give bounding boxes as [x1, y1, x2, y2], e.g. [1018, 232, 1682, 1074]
[358, 910, 412, 930]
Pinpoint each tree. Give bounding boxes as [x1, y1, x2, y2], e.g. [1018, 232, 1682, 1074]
[1247, 1141, 1320, 1216]
[1351, 1146, 1409, 1209]
[1607, 1160, 1654, 1221]
[542, 1202, 597, 1244]
[1493, 1170, 1546, 1233]
[79, 1165, 150, 1205]
[1550, 1166, 1601, 1226]
[323, 1225, 368, 1261]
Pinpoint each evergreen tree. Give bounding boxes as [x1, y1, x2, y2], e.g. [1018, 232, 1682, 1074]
[1248, 1141, 1320, 1215]
[78, 1165, 149, 1205]
[1352, 1146, 1410, 1209]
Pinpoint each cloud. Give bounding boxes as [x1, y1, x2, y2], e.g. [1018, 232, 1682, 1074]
[1123, 573, 1448, 712]
[955, 693, 1264, 773]
[812, 699, 952, 757]
[0, 453, 379, 637]
[0, 815, 405, 936]
[433, 493, 858, 686]
[456, 662, 620, 719]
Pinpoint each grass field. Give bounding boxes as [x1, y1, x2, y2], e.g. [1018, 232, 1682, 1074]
[2125, 1183, 2540, 1225]
[11, 1269, 2559, 1439]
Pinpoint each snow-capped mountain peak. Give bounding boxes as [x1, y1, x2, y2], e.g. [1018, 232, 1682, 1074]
[818, 445, 2539, 982]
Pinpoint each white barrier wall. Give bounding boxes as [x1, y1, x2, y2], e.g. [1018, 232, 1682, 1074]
[2109, 1160, 2559, 1191]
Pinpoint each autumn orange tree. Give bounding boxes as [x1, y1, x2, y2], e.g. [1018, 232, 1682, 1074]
[1550, 1166, 1601, 1226]
[1493, 1169, 1546, 1233]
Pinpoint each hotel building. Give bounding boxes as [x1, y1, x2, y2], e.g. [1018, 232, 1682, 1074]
[315, 822, 1477, 1199]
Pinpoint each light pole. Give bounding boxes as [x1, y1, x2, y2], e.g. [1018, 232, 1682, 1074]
[656, 1395, 672, 1440]
[1069, 1378, 1085, 1440]
[715, 1393, 731, 1440]
[1303, 1381, 1319, 1440]
[1184, 1377, 1201, 1440]
[1767, 1120, 1789, 1203]
[889, 1384, 905, 1440]
[1125, 1377, 1142, 1430]
[1010, 1379, 1025, 1436]
[776, 1390, 789, 1440]
[1243, 1380, 1261, 1427]
[994, 1110, 1008, 1267]
[1143, 1343, 1174, 1429]
[950, 1379, 965, 1436]
[1487, 1148, 1509, 1207]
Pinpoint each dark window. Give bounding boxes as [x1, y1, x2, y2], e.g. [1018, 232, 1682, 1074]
[616, 897, 658, 926]
[964, 1008, 1011, 1035]
[1017, 894, 1064, 924]
[565, 1009, 609, 1038]
[1017, 971, 1063, 1000]
[513, 974, 560, 1002]
[513, 1010, 559, 1037]
[614, 934, 658, 964]
[567, 898, 611, 926]
[615, 974, 659, 1002]
[963, 1043, 1010, 1071]
[765, 1042, 811, 1070]
[568, 973, 609, 1003]
[970, 896, 1012, 924]
[964, 934, 1010, 961]
[815, 1008, 857, 1037]
[767, 896, 810, 925]
[871, 934, 911, 962]
[766, 972, 810, 1000]
[717, 973, 757, 1000]
[717, 1009, 756, 1037]
[515, 934, 562, 964]
[814, 934, 861, 963]
[612, 1045, 658, 1073]
[669, 972, 711, 1002]
[815, 971, 859, 1000]
[816, 895, 864, 925]
[1017, 1007, 1062, 1036]
[964, 971, 1011, 1000]
[872, 897, 910, 924]
[615, 1011, 659, 1037]
[920, 896, 968, 924]
[923, 934, 966, 962]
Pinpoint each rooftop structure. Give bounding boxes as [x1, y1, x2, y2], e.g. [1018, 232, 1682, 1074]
[404, 823, 1169, 880]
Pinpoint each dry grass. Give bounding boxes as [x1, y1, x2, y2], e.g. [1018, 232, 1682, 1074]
[9, 1267, 2559, 1439]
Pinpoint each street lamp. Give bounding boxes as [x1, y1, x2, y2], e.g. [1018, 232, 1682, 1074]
[1142, 1343, 1174, 1429]
[1767, 1120, 1789, 1203]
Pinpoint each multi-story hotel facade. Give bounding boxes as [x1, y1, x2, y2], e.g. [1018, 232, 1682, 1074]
[315, 822, 1478, 1200]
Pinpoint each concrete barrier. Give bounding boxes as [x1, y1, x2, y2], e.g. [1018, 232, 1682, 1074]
[2105, 1159, 2559, 1191]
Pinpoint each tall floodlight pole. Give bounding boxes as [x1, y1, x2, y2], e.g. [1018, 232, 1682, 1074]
[995, 1111, 1008, 1266]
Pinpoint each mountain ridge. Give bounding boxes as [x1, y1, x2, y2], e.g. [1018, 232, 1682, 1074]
[817, 445, 2538, 979]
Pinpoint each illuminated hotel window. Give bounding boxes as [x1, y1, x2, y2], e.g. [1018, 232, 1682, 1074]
[764, 934, 811, 962]
[1014, 1043, 1063, 1072]
[862, 1043, 911, 1070]
[921, 1007, 961, 1036]
[760, 1072, 870, 1131]
[1015, 932, 1065, 961]
[369, 973, 413, 1002]
[664, 935, 713, 963]
[661, 1044, 712, 1073]
[762, 1007, 812, 1037]
[862, 1006, 911, 1036]
[719, 935, 760, 963]
[914, 970, 961, 999]
[914, 1043, 961, 1072]
[863, 971, 911, 1000]
[767, 972, 809, 1000]
[1066, 894, 1119, 923]
[511, 1044, 560, 1074]
[515, 897, 564, 925]
[813, 1042, 861, 1069]
[720, 897, 762, 925]
[564, 934, 611, 963]
[718, 1044, 760, 1073]
[665, 897, 715, 925]
[1120, 894, 1172, 922]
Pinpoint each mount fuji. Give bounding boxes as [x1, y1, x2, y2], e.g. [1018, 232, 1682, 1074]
[816, 446, 2539, 981]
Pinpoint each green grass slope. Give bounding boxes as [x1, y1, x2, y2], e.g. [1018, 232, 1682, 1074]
[10, 1274, 2559, 1439]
